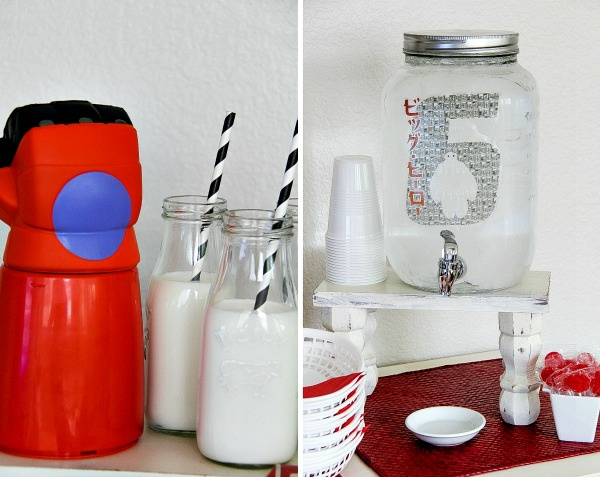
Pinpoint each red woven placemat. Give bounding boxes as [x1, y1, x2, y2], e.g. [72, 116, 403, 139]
[356, 359, 600, 477]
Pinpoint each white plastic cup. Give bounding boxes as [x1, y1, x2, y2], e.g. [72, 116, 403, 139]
[329, 194, 380, 216]
[325, 248, 385, 263]
[325, 237, 386, 285]
[327, 156, 383, 239]
[326, 268, 386, 286]
[326, 212, 383, 240]
[329, 155, 378, 208]
[325, 234, 385, 252]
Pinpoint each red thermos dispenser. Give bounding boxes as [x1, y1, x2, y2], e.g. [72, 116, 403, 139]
[0, 101, 144, 458]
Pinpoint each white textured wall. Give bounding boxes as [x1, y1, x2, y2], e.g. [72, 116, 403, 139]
[0, 0, 297, 303]
[304, 0, 600, 365]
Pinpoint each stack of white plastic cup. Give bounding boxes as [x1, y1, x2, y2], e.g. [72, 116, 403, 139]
[326, 155, 386, 285]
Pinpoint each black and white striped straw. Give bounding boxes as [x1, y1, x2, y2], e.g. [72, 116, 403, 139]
[191, 111, 236, 282]
[253, 120, 298, 310]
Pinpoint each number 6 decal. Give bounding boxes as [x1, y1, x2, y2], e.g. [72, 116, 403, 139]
[405, 93, 500, 225]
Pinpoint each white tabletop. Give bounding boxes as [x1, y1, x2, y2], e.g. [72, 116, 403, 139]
[341, 351, 600, 477]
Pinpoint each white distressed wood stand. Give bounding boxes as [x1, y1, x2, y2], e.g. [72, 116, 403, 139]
[313, 269, 551, 426]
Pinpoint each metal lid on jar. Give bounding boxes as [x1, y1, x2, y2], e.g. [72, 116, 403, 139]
[403, 30, 519, 57]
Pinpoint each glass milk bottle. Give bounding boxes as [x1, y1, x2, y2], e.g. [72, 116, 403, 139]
[145, 195, 226, 434]
[287, 197, 298, 282]
[382, 30, 538, 294]
[196, 209, 297, 465]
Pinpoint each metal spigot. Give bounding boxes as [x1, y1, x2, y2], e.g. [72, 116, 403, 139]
[438, 230, 466, 296]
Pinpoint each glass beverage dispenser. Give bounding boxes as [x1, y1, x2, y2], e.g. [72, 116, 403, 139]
[382, 31, 538, 294]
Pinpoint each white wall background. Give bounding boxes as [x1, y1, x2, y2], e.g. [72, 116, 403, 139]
[0, 0, 297, 305]
[304, 0, 600, 365]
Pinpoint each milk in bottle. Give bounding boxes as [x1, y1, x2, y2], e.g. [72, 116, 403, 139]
[146, 195, 226, 434]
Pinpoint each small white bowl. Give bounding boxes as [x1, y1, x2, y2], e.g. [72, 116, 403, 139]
[405, 406, 486, 446]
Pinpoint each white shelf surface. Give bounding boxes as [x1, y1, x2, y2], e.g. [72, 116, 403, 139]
[314, 269, 550, 313]
[0, 426, 297, 477]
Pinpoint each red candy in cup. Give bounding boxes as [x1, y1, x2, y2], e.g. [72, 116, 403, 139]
[540, 351, 599, 397]
[591, 371, 600, 396]
[544, 351, 565, 368]
[564, 373, 591, 393]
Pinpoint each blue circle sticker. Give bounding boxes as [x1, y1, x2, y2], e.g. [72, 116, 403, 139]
[52, 172, 132, 260]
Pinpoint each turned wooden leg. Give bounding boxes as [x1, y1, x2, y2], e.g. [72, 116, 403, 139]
[321, 307, 378, 395]
[498, 312, 543, 425]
